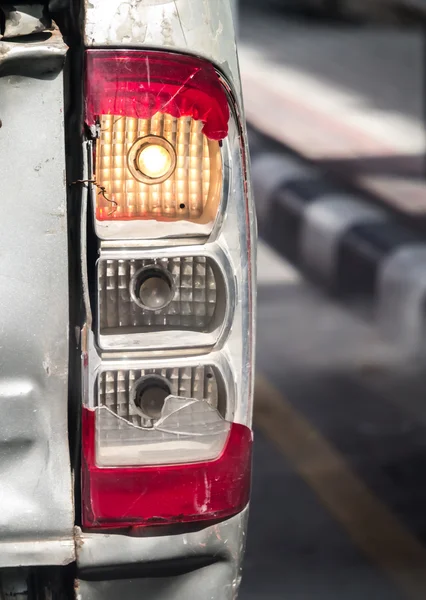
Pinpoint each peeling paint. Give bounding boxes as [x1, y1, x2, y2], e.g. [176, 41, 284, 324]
[160, 13, 174, 45]
[83, 0, 242, 100]
[1, 5, 51, 39]
[111, 1, 148, 44]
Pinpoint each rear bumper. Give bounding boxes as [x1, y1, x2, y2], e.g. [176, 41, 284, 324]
[75, 507, 248, 600]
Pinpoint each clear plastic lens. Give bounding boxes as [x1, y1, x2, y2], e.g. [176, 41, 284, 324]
[99, 366, 219, 418]
[96, 366, 229, 466]
[95, 113, 222, 223]
[98, 256, 218, 334]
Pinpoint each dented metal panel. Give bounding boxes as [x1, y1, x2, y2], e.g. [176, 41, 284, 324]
[83, 0, 242, 100]
[77, 564, 236, 600]
[76, 508, 248, 600]
[0, 27, 66, 77]
[0, 5, 51, 39]
[0, 26, 74, 566]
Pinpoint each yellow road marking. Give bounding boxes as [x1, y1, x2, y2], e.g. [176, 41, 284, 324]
[254, 374, 426, 600]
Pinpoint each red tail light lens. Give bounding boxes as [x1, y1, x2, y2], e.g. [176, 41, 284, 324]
[85, 50, 229, 140]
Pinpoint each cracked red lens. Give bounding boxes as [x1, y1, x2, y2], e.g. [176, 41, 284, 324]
[85, 50, 230, 141]
[81, 407, 252, 530]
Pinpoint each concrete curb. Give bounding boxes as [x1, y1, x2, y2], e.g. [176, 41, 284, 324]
[249, 126, 426, 355]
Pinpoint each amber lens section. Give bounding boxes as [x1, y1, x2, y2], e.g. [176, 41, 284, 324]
[95, 113, 222, 222]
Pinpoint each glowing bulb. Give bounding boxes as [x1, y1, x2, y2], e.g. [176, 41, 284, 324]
[137, 144, 172, 180]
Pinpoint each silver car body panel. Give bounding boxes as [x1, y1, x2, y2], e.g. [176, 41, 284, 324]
[75, 508, 248, 600]
[0, 16, 75, 567]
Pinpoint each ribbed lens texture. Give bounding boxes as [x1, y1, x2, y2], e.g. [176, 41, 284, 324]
[99, 256, 217, 333]
[95, 366, 227, 467]
[96, 112, 222, 221]
[98, 366, 218, 426]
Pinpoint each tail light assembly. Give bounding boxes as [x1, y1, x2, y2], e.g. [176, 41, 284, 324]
[80, 50, 255, 530]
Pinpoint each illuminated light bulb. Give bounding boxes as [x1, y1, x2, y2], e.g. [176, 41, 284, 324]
[127, 134, 176, 185]
[137, 144, 172, 180]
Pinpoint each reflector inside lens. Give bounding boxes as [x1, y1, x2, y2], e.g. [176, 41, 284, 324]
[99, 256, 219, 334]
[95, 113, 222, 223]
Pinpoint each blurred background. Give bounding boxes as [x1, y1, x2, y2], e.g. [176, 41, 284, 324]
[238, 1, 426, 598]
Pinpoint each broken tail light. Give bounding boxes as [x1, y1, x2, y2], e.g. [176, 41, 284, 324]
[95, 365, 227, 467]
[82, 407, 252, 529]
[81, 50, 255, 530]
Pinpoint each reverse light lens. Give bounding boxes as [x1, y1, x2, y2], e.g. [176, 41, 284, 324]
[99, 256, 220, 334]
[94, 365, 227, 467]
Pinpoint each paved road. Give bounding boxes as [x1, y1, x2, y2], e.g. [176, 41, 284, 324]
[239, 7, 425, 215]
[241, 240, 426, 599]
